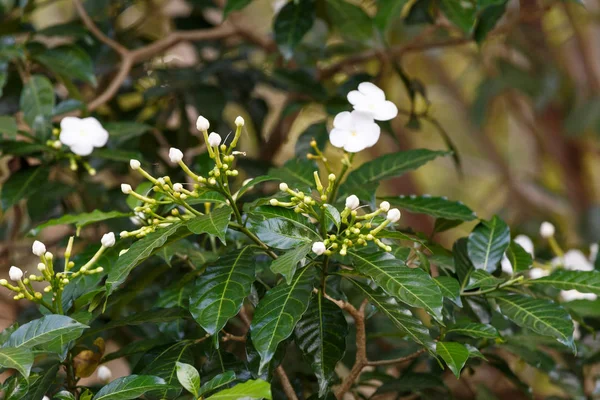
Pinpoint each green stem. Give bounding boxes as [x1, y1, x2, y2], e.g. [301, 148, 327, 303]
[461, 276, 525, 297]
[229, 221, 278, 260]
[327, 153, 355, 204]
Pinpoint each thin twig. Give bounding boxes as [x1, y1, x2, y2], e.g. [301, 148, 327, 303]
[366, 348, 426, 366]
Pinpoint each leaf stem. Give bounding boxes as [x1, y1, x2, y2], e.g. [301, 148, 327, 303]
[460, 276, 525, 297]
[327, 153, 355, 204]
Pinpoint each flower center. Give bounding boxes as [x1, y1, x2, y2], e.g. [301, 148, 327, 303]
[350, 131, 358, 137]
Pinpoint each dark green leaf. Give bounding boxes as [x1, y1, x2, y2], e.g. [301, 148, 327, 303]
[26, 364, 59, 400]
[104, 122, 152, 142]
[186, 206, 232, 244]
[205, 379, 271, 400]
[531, 270, 600, 295]
[0, 347, 33, 377]
[1, 166, 49, 210]
[505, 241, 533, 273]
[375, 0, 409, 31]
[374, 372, 445, 395]
[473, 1, 508, 44]
[270, 243, 311, 284]
[274, 0, 314, 59]
[0, 116, 18, 139]
[446, 322, 500, 339]
[30, 210, 131, 234]
[467, 216, 510, 273]
[20, 75, 55, 128]
[464, 270, 503, 290]
[4, 315, 87, 350]
[440, 0, 476, 32]
[453, 238, 473, 289]
[33, 45, 96, 85]
[85, 309, 190, 338]
[268, 158, 316, 189]
[198, 371, 236, 396]
[381, 195, 476, 221]
[435, 341, 469, 378]
[326, 0, 373, 42]
[92, 375, 169, 400]
[434, 276, 462, 307]
[54, 390, 76, 400]
[295, 122, 329, 157]
[254, 218, 320, 250]
[138, 343, 193, 398]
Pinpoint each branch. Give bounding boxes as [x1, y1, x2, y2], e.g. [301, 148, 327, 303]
[366, 348, 426, 366]
[72, 0, 128, 56]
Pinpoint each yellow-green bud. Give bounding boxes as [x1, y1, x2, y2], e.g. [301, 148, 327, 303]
[62, 279, 69, 284]
[37, 263, 46, 271]
[35, 292, 42, 299]
[68, 261, 75, 268]
[44, 286, 52, 293]
[294, 207, 302, 213]
[0, 279, 7, 286]
[220, 144, 227, 152]
[270, 199, 278, 206]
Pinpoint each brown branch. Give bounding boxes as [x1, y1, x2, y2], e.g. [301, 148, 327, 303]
[335, 299, 368, 399]
[367, 348, 426, 366]
[72, 0, 128, 56]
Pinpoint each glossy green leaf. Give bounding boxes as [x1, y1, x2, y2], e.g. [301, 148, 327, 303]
[274, 0, 314, 59]
[33, 45, 96, 85]
[254, 218, 320, 249]
[495, 295, 575, 352]
[350, 251, 443, 321]
[467, 216, 510, 273]
[137, 343, 194, 398]
[294, 291, 348, 396]
[186, 206, 232, 244]
[268, 158, 316, 189]
[434, 276, 462, 307]
[326, 0, 373, 42]
[104, 122, 152, 142]
[198, 371, 236, 396]
[440, 0, 476, 32]
[107, 223, 190, 293]
[4, 315, 88, 350]
[0, 116, 18, 139]
[20, 75, 55, 128]
[30, 210, 131, 234]
[446, 322, 500, 339]
[0, 347, 33, 377]
[374, 372, 445, 395]
[92, 375, 169, 400]
[223, 0, 252, 18]
[505, 240, 533, 273]
[1, 166, 49, 210]
[436, 341, 469, 378]
[27, 364, 59, 399]
[473, 1, 507, 44]
[84, 308, 190, 338]
[381, 195, 476, 221]
[464, 270, 503, 290]
[54, 390, 76, 400]
[236, 176, 279, 200]
[375, 0, 409, 31]
[189, 247, 256, 336]
[205, 379, 271, 400]
[323, 204, 341, 228]
[453, 238, 474, 288]
[531, 270, 600, 295]
[250, 267, 316, 373]
[270, 243, 311, 284]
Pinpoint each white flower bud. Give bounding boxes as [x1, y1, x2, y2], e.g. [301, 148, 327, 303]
[119, 249, 129, 256]
[129, 159, 141, 170]
[169, 147, 184, 163]
[279, 183, 289, 191]
[37, 263, 46, 271]
[121, 184, 132, 194]
[379, 201, 390, 212]
[208, 132, 222, 147]
[270, 199, 278, 206]
[196, 116, 210, 131]
[312, 242, 326, 255]
[235, 116, 245, 127]
[101, 232, 116, 248]
[9, 266, 23, 281]
[43, 397, 50, 400]
[386, 208, 401, 223]
[45, 252, 53, 260]
[540, 221, 555, 238]
[32, 240, 46, 256]
[173, 183, 183, 192]
[328, 173, 336, 181]
[97, 365, 112, 383]
[345, 195, 360, 210]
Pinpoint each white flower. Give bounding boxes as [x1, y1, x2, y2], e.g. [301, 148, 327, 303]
[32, 240, 46, 257]
[514, 234, 534, 256]
[561, 289, 597, 302]
[173, 183, 183, 192]
[529, 267, 550, 279]
[235, 116, 245, 127]
[347, 82, 398, 121]
[121, 184, 132, 194]
[97, 365, 112, 383]
[9, 266, 23, 281]
[130, 159, 141, 170]
[59, 117, 109, 156]
[196, 116, 210, 131]
[540, 221, 555, 238]
[386, 208, 401, 223]
[42, 397, 50, 400]
[552, 249, 594, 271]
[345, 195, 360, 210]
[279, 183, 288, 191]
[500, 255, 513, 275]
[312, 242, 326, 255]
[101, 232, 116, 248]
[329, 111, 380, 153]
[208, 132, 222, 147]
[169, 147, 183, 163]
[379, 201, 390, 212]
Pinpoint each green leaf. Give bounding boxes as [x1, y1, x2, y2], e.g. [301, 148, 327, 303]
[434, 276, 462, 307]
[348, 279, 434, 349]
[33, 45, 96, 85]
[375, 0, 409, 31]
[54, 390, 76, 400]
[446, 322, 500, 339]
[20, 74, 55, 128]
[0, 347, 33, 377]
[92, 375, 169, 400]
[274, 0, 314, 60]
[531, 270, 600, 295]
[473, 1, 507, 44]
[198, 371, 236, 396]
[374, 372, 445, 396]
[270, 243, 312, 284]
[495, 294, 575, 352]
[381, 195, 476, 221]
[464, 270, 503, 290]
[295, 122, 329, 157]
[4, 315, 87, 350]
[236, 176, 279, 200]
[106, 223, 190, 293]
[223, 0, 252, 18]
[250, 267, 316, 373]
[295, 292, 347, 396]
[104, 122, 152, 142]
[453, 238, 474, 289]
[1, 166, 49, 210]
[189, 247, 256, 336]
[254, 218, 320, 250]
[0, 116, 18, 139]
[186, 206, 232, 244]
[440, 0, 476, 32]
[505, 241, 533, 273]
[326, 0, 373, 42]
[137, 343, 193, 398]
[268, 158, 315, 189]
[350, 251, 444, 321]
[342, 149, 450, 198]
[205, 379, 271, 400]
[436, 341, 469, 378]
[467, 216, 510, 273]
[84, 309, 190, 338]
[30, 210, 131, 234]
[27, 364, 60, 399]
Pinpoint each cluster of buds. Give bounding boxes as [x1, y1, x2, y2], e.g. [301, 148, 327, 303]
[270, 171, 337, 215]
[46, 128, 99, 176]
[119, 115, 246, 239]
[1, 235, 114, 311]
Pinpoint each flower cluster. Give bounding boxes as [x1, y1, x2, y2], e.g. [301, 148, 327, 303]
[329, 82, 398, 153]
[119, 115, 245, 239]
[271, 171, 401, 256]
[1, 235, 113, 311]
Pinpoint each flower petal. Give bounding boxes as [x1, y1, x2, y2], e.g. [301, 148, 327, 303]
[347, 90, 368, 107]
[333, 111, 353, 130]
[343, 137, 368, 153]
[360, 123, 380, 148]
[358, 82, 385, 101]
[59, 129, 80, 146]
[83, 118, 109, 147]
[60, 116, 83, 131]
[69, 141, 94, 156]
[373, 101, 398, 121]
[329, 128, 349, 148]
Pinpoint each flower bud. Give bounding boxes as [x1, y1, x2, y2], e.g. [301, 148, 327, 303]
[540, 221, 555, 238]
[312, 241, 326, 255]
[45, 252, 53, 260]
[43, 396, 50, 400]
[196, 116, 210, 131]
[208, 132, 222, 147]
[0, 279, 7, 285]
[119, 249, 129, 256]
[169, 147, 184, 163]
[121, 184, 132, 194]
[379, 201, 390, 212]
[97, 365, 112, 383]
[235, 116, 245, 126]
[101, 232, 116, 248]
[345, 195, 360, 210]
[32, 240, 46, 256]
[386, 208, 401, 223]
[270, 199, 278, 206]
[129, 160, 141, 170]
[173, 183, 183, 192]
[328, 173, 336, 181]
[9, 266, 23, 281]
[37, 263, 46, 271]
[279, 183, 289, 191]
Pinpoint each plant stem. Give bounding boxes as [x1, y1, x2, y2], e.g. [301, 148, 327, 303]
[460, 276, 525, 296]
[229, 222, 278, 260]
[327, 153, 355, 204]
